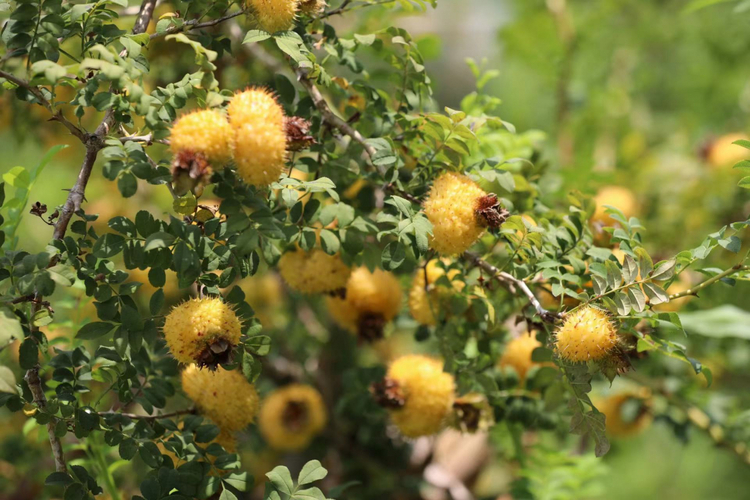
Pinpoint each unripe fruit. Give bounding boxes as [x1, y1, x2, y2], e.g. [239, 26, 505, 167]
[259, 384, 327, 451]
[278, 248, 351, 294]
[408, 260, 464, 326]
[163, 298, 242, 369]
[170, 109, 234, 164]
[181, 365, 260, 432]
[424, 172, 508, 255]
[706, 133, 749, 168]
[500, 333, 544, 382]
[378, 355, 455, 437]
[249, 0, 298, 33]
[591, 186, 638, 228]
[555, 306, 618, 362]
[326, 266, 403, 341]
[598, 389, 652, 437]
[228, 88, 287, 187]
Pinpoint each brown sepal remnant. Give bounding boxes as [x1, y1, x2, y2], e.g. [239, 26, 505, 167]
[370, 377, 405, 409]
[475, 193, 510, 229]
[282, 400, 310, 431]
[196, 338, 233, 371]
[285, 116, 316, 152]
[452, 394, 494, 433]
[357, 313, 386, 342]
[172, 150, 212, 197]
[327, 287, 347, 299]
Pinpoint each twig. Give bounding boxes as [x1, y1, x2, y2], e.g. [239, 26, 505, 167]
[668, 264, 749, 300]
[315, 0, 352, 21]
[463, 251, 562, 323]
[22, 0, 159, 475]
[149, 10, 245, 40]
[0, 69, 86, 142]
[98, 407, 195, 421]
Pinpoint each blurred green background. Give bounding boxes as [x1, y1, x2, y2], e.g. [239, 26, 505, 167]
[2, 0, 750, 499]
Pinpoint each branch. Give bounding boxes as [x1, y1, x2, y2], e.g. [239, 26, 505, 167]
[463, 251, 562, 323]
[98, 407, 195, 421]
[668, 264, 750, 300]
[294, 67, 378, 162]
[0, 69, 86, 142]
[22, 0, 160, 476]
[149, 10, 245, 40]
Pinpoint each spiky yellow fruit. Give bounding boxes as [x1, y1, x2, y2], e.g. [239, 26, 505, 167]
[163, 298, 242, 368]
[259, 384, 327, 451]
[555, 306, 618, 362]
[383, 355, 455, 437]
[424, 172, 505, 255]
[326, 266, 403, 340]
[299, 0, 325, 14]
[591, 186, 638, 227]
[707, 133, 749, 168]
[408, 260, 464, 326]
[500, 333, 544, 382]
[278, 248, 351, 294]
[597, 389, 652, 437]
[181, 365, 260, 432]
[170, 109, 233, 164]
[228, 89, 287, 186]
[249, 0, 298, 33]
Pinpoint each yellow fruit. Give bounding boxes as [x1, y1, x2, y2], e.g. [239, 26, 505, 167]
[326, 266, 403, 340]
[408, 260, 464, 326]
[163, 298, 242, 368]
[597, 389, 652, 437]
[170, 109, 233, 164]
[249, 0, 298, 33]
[278, 248, 351, 294]
[240, 272, 284, 327]
[424, 172, 505, 255]
[383, 355, 455, 437]
[555, 306, 618, 363]
[181, 365, 260, 432]
[499, 333, 544, 382]
[299, 0, 326, 14]
[591, 186, 638, 228]
[707, 133, 749, 168]
[228, 89, 287, 187]
[259, 384, 327, 451]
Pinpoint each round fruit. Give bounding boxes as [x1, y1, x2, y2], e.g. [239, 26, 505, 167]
[249, 0, 298, 33]
[707, 133, 749, 168]
[591, 186, 638, 228]
[299, 0, 326, 14]
[408, 259, 464, 326]
[554, 306, 618, 363]
[259, 384, 327, 451]
[381, 355, 455, 437]
[181, 365, 260, 432]
[170, 109, 234, 164]
[163, 298, 242, 368]
[228, 88, 287, 187]
[598, 389, 652, 437]
[424, 172, 507, 255]
[278, 248, 351, 294]
[326, 266, 403, 341]
[500, 332, 544, 382]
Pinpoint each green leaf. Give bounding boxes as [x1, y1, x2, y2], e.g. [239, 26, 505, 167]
[293, 487, 327, 500]
[93, 233, 126, 258]
[19, 338, 38, 370]
[243, 29, 271, 44]
[297, 460, 327, 486]
[0, 308, 23, 348]
[174, 192, 197, 215]
[117, 171, 137, 197]
[2, 166, 29, 189]
[650, 259, 676, 281]
[643, 282, 668, 305]
[76, 322, 116, 340]
[219, 488, 238, 500]
[0, 366, 16, 394]
[144, 232, 176, 251]
[45, 471, 74, 487]
[266, 466, 294, 495]
[678, 305, 750, 339]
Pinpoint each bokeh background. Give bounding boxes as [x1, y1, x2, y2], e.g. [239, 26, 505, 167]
[3, 0, 750, 499]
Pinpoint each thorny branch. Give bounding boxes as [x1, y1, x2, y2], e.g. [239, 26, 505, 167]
[464, 251, 562, 323]
[149, 10, 245, 40]
[21, 0, 159, 474]
[98, 407, 196, 421]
